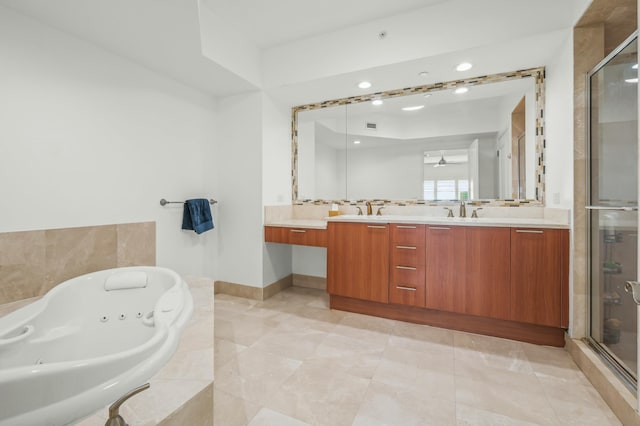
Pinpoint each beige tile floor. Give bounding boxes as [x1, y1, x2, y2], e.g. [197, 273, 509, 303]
[214, 287, 621, 426]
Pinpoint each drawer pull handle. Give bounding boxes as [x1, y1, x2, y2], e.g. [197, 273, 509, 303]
[430, 227, 451, 230]
[367, 225, 386, 229]
[396, 246, 417, 250]
[290, 230, 306, 233]
[396, 266, 417, 271]
[515, 230, 544, 234]
[396, 285, 417, 291]
[397, 225, 417, 229]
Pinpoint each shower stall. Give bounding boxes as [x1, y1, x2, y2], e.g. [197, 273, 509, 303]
[586, 32, 639, 395]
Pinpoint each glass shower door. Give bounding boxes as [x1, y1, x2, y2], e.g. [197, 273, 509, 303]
[587, 33, 638, 390]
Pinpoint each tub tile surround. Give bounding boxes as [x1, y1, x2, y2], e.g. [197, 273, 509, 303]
[0, 222, 156, 306]
[214, 287, 621, 426]
[77, 276, 214, 426]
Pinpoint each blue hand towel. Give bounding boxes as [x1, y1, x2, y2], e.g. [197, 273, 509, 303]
[181, 199, 214, 234]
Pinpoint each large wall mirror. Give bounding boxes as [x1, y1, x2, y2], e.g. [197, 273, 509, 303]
[292, 67, 545, 204]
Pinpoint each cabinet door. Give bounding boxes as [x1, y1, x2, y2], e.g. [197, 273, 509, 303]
[511, 228, 564, 327]
[462, 227, 511, 320]
[425, 226, 464, 312]
[327, 222, 389, 303]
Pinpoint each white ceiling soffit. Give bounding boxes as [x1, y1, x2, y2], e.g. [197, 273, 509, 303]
[200, 0, 449, 49]
[0, 0, 259, 97]
[262, 0, 592, 90]
[267, 29, 569, 107]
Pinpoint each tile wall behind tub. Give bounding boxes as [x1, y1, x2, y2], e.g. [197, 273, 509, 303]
[0, 222, 155, 305]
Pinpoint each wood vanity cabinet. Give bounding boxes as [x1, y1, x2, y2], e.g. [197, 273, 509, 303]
[389, 224, 426, 307]
[327, 220, 570, 347]
[327, 222, 389, 303]
[425, 226, 510, 320]
[264, 226, 327, 247]
[425, 225, 463, 312]
[463, 227, 511, 320]
[510, 228, 569, 328]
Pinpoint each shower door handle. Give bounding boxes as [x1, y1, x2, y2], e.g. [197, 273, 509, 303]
[585, 206, 638, 211]
[624, 281, 640, 305]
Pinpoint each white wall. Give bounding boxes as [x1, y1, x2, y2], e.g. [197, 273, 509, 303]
[293, 247, 327, 278]
[545, 30, 575, 209]
[262, 95, 292, 206]
[0, 6, 220, 278]
[198, 1, 262, 88]
[262, 94, 294, 285]
[216, 92, 265, 287]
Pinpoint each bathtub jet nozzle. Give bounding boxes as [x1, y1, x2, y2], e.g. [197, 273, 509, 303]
[104, 383, 150, 426]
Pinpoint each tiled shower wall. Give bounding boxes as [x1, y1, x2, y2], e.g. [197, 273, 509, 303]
[572, 0, 637, 338]
[0, 222, 155, 305]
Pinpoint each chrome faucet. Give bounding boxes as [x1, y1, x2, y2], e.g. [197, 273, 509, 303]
[366, 201, 373, 215]
[459, 201, 467, 218]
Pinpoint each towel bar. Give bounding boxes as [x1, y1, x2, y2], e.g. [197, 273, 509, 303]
[159, 198, 217, 206]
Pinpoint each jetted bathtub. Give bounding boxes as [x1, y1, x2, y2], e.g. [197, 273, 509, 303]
[0, 266, 193, 426]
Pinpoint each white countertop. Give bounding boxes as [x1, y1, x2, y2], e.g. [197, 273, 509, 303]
[327, 214, 569, 229]
[265, 215, 569, 229]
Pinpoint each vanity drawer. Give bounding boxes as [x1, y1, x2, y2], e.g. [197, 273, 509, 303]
[390, 244, 425, 266]
[390, 224, 425, 246]
[264, 226, 327, 247]
[389, 266, 425, 307]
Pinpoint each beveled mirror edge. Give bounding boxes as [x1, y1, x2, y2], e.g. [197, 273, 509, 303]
[291, 66, 546, 207]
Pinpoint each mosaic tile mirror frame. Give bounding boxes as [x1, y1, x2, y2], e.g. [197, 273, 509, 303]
[291, 67, 546, 207]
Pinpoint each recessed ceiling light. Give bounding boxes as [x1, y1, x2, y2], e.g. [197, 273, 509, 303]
[353, 140, 361, 144]
[456, 62, 473, 72]
[626, 78, 639, 83]
[358, 81, 372, 89]
[423, 93, 432, 98]
[633, 64, 638, 69]
[372, 99, 384, 106]
[402, 105, 425, 111]
[418, 71, 429, 78]
[454, 87, 469, 94]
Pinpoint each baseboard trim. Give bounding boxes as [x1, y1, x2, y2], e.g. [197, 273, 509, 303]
[214, 275, 293, 301]
[330, 295, 566, 347]
[565, 336, 639, 425]
[292, 274, 326, 290]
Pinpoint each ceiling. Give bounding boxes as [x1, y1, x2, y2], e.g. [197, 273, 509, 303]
[199, 0, 449, 49]
[0, 0, 592, 101]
